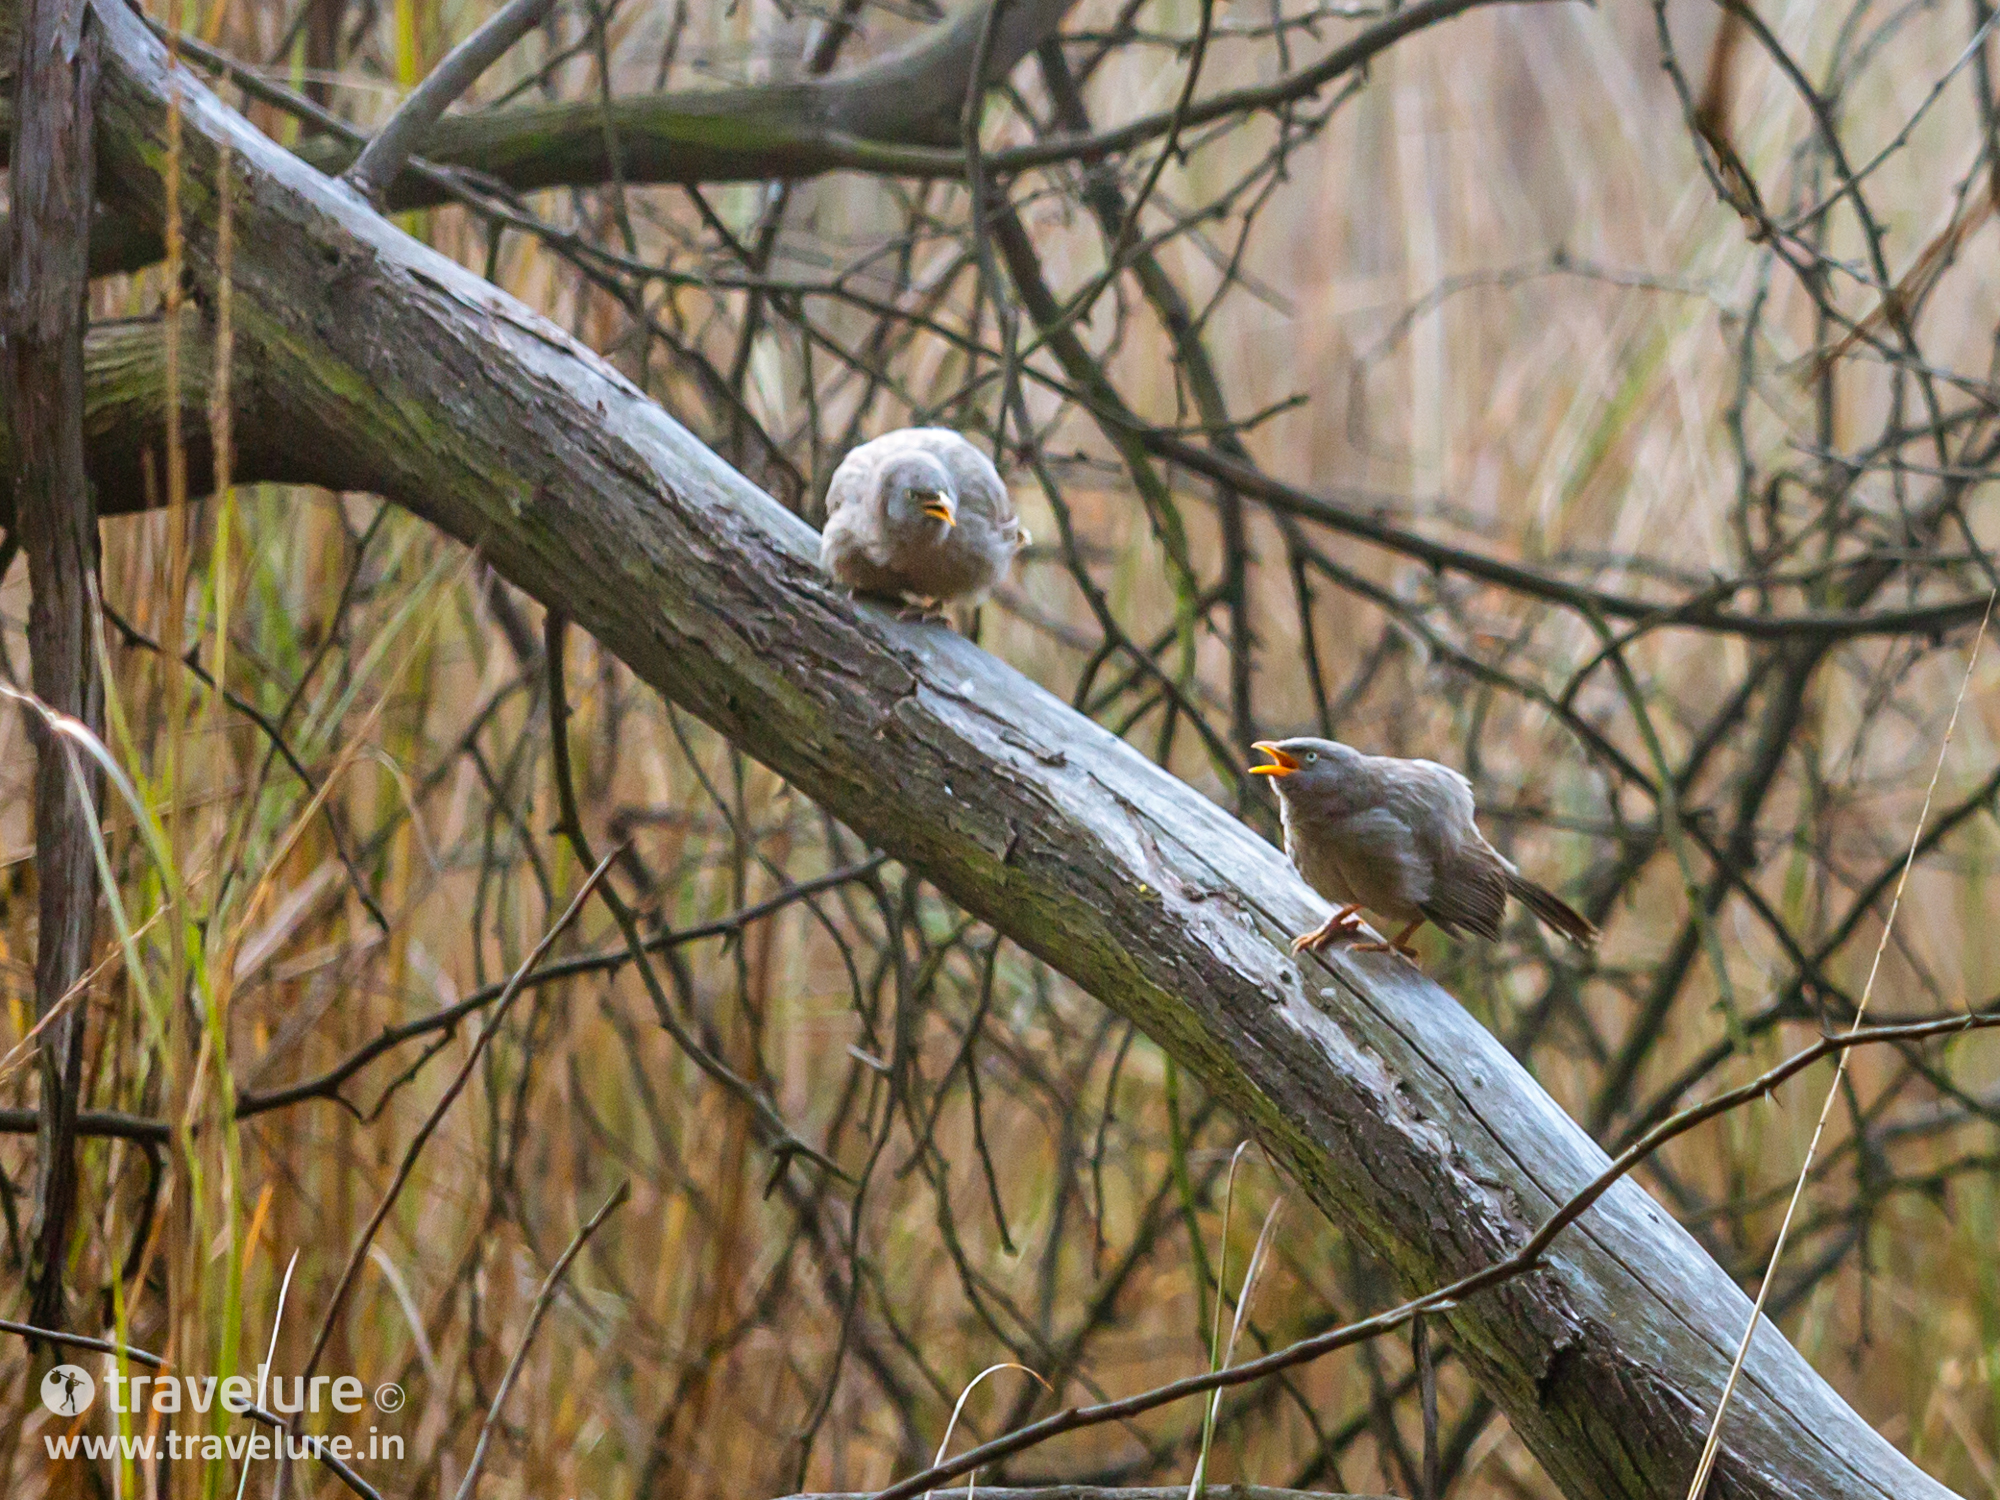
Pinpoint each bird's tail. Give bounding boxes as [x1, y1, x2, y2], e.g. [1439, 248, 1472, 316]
[1507, 873, 1599, 948]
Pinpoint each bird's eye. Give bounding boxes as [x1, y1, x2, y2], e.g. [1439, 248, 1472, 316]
[1305, 751, 1318, 763]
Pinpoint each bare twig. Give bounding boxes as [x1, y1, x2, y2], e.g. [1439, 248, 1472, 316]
[1685, 591, 1996, 1500]
[99, 598, 389, 934]
[345, 0, 559, 203]
[452, 1179, 630, 1500]
[300, 844, 621, 1379]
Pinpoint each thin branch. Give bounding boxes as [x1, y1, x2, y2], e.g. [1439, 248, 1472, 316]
[1685, 592, 1994, 1500]
[543, 613, 847, 1188]
[344, 0, 559, 203]
[300, 843, 620, 1380]
[451, 1179, 630, 1500]
[231, 852, 887, 1118]
[99, 597, 389, 933]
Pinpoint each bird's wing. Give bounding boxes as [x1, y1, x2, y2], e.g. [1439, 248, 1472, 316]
[1398, 759, 1478, 822]
[1384, 761, 1509, 938]
[821, 444, 897, 568]
[1421, 840, 1509, 940]
[1377, 762, 1478, 859]
[1368, 758, 1500, 936]
[822, 444, 881, 527]
[969, 466, 1026, 551]
[1321, 806, 1427, 914]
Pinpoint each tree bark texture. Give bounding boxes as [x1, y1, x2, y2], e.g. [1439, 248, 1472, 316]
[3, 0, 102, 1333]
[0, 312, 289, 529]
[18, 3, 1965, 1497]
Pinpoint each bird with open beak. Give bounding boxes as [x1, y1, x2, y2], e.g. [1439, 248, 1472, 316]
[1249, 737, 1598, 962]
[819, 428, 1029, 616]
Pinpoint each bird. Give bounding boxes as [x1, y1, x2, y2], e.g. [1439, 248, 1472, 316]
[1248, 736, 1598, 962]
[819, 428, 1029, 617]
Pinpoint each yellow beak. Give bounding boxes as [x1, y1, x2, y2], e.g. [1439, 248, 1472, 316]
[1248, 741, 1298, 777]
[920, 496, 956, 528]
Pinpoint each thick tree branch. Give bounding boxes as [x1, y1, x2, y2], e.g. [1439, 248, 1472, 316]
[63, 9, 1965, 1498]
[289, 0, 1546, 195]
[0, 311, 305, 525]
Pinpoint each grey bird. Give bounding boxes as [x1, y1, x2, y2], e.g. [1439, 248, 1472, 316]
[819, 428, 1029, 614]
[1249, 736, 1598, 962]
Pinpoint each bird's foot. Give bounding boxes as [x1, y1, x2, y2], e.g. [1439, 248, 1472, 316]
[845, 588, 949, 624]
[1349, 920, 1425, 964]
[1289, 906, 1365, 954]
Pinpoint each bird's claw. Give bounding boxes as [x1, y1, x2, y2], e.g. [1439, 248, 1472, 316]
[1289, 909, 1366, 954]
[845, 588, 950, 625]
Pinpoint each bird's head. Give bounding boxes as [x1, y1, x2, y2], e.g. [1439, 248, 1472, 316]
[881, 453, 959, 534]
[1248, 737, 1361, 802]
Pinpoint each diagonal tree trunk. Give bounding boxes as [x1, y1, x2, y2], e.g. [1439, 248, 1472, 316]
[4, 0, 103, 1337]
[36, 3, 1966, 1497]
